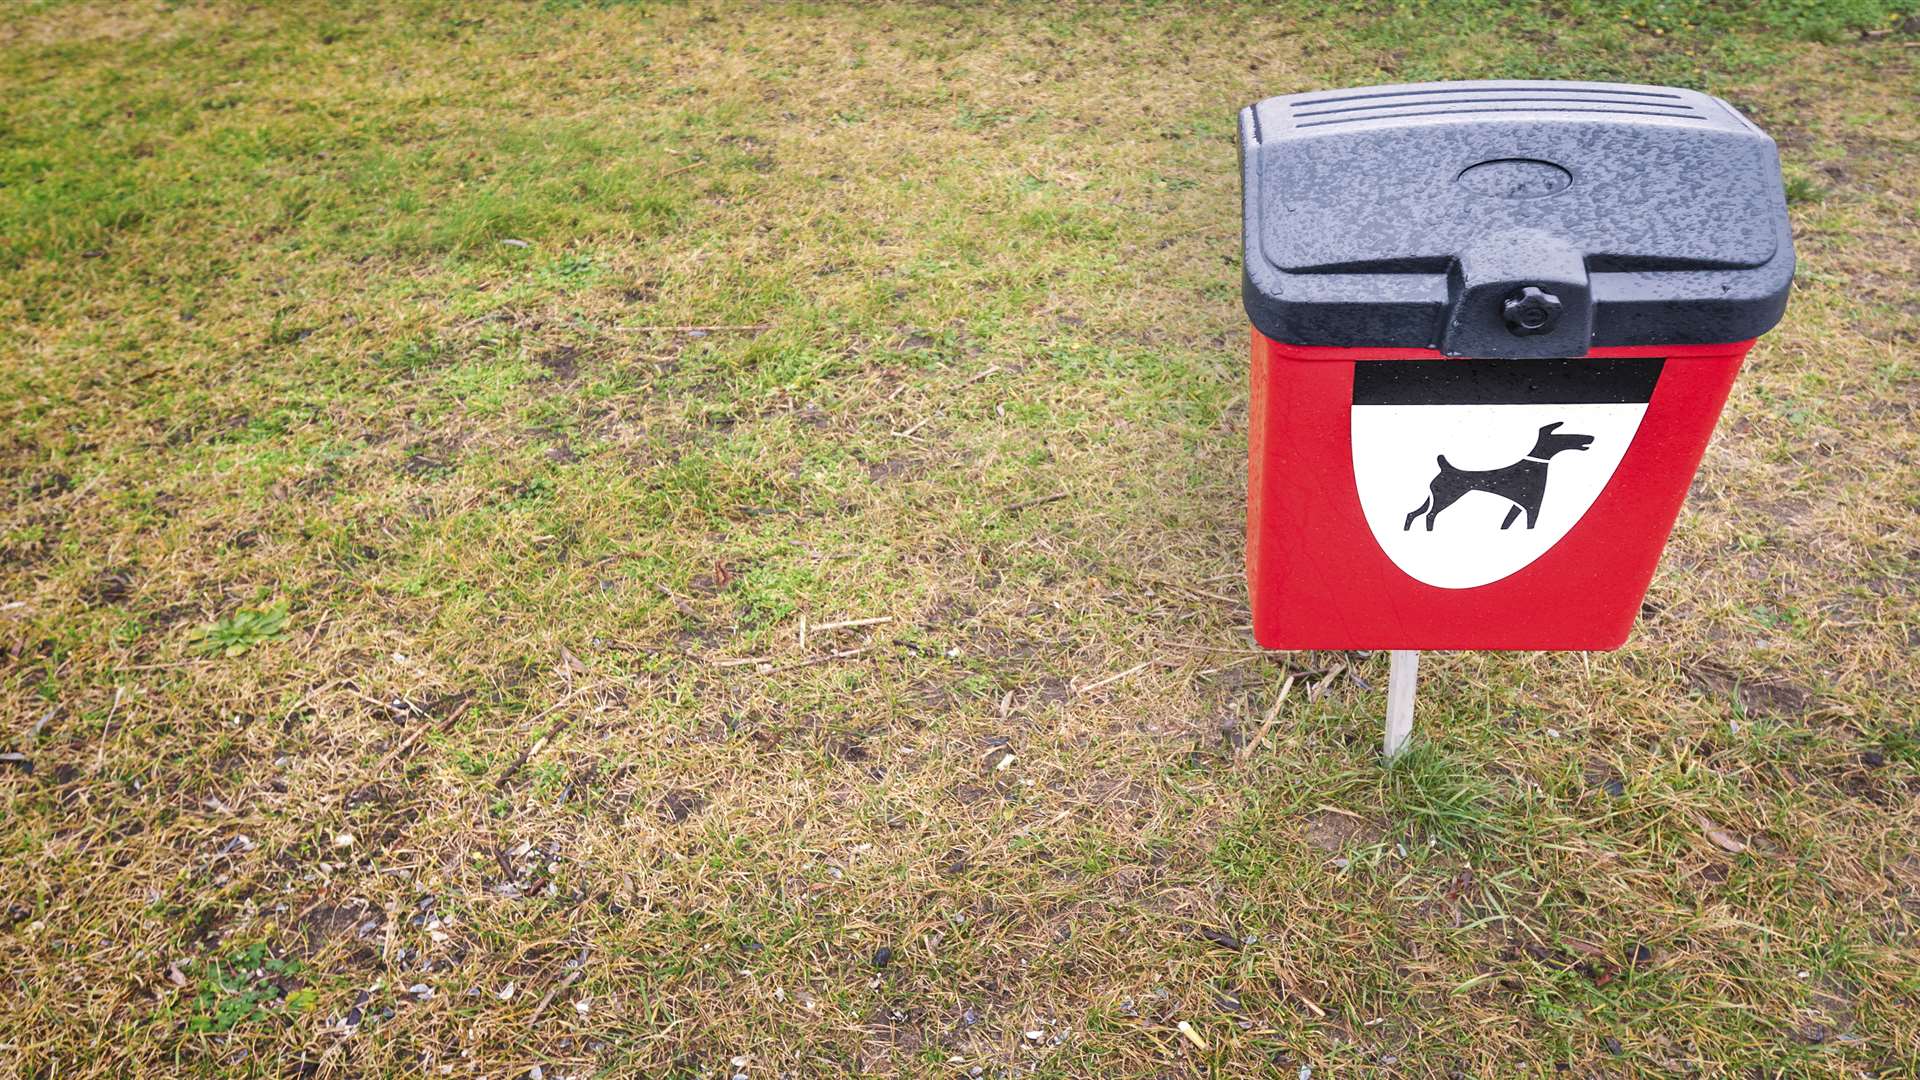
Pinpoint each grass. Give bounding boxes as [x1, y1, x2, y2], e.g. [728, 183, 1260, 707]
[2, 1, 1918, 1076]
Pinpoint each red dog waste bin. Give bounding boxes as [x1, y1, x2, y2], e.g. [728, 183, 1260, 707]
[1239, 80, 1794, 650]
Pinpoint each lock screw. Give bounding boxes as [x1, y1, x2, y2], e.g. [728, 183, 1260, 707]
[1503, 286, 1563, 336]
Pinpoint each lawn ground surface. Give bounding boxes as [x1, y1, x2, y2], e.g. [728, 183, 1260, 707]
[3, 2, 1918, 1076]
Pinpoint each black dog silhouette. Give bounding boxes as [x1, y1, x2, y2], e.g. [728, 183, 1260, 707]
[1402, 422, 1594, 531]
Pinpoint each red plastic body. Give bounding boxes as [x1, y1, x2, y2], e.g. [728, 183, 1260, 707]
[1246, 330, 1751, 650]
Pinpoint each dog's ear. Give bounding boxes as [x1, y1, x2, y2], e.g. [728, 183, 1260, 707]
[1539, 421, 1563, 434]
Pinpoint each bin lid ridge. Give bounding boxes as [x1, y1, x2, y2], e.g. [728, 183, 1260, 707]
[1240, 80, 1795, 356]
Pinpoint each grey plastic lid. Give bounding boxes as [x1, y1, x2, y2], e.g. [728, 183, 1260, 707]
[1239, 80, 1794, 357]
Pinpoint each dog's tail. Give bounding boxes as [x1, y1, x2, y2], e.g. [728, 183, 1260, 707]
[1402, 495, 1431, 531]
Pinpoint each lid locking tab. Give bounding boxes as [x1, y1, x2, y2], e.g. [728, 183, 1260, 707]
[1503, 286, 1563, 336]
[1439, 230, 1591, 358]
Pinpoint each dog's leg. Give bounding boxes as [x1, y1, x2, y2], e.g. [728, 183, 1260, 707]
[1423, 486, 1465, 531]
[1500, 504, 1523, 530]
[1402, 496, 1431, 531]
[1525, 503, 1541, 529]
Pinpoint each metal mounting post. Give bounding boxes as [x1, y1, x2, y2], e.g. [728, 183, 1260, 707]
[1384, 650, 1419, 760]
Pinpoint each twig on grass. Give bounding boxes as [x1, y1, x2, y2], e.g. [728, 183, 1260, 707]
[1158, 639, 1273, 657]
[1307, 663, 1347, 703]
[493, 693, 584, 791]
[1141, 575, 1241, 606]
[711, 646, 873, 674]
[124, 364, 180, 385]
[607, 323, 771, 334]
[281, 678, 343, 724]
[497, 718, 576, 791]
[1240, 674, 1296, 761]
[343, 686, 401, 713]
[1004, 491, 1068, 514]
[809, 616, 893, 633]
[290, 893, 333, 929]
[529, 968, 584, 1023]
[1193, 654, 1262, 679]
[370, 693, 473, 774]
[92, 686, 125, 776]
[1077, 660, 1152, 696]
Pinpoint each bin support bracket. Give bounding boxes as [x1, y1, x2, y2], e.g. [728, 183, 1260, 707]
[1384, 650, 1419, 760]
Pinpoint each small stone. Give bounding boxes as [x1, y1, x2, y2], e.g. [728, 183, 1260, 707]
[1196, 926, 1242, 951]
[872, 946, 894, 969]
[333, 832, 355, 848]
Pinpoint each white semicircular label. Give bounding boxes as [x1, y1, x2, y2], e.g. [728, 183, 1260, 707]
[1350, 358, 1663, 590]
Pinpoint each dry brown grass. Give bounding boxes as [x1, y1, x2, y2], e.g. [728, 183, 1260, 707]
[1, 2, 1916, 1076]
